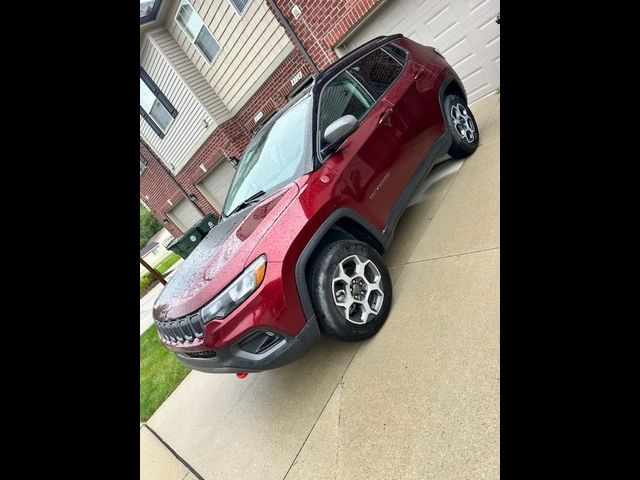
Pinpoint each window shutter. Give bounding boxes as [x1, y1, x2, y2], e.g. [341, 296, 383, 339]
[139, 67, 178, 118]
[140, 106, 165, 139]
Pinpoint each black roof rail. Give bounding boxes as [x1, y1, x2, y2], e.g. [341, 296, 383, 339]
[313, 34, 404, 91]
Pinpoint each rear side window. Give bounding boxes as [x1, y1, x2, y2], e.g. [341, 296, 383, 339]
[382, 43, 409, 64]
[348, 47, 405, 98]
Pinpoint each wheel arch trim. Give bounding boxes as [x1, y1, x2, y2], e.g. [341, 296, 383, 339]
[294, 208, 385, 322]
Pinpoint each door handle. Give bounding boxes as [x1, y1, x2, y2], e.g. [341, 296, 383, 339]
[379, 108, 393, 125]
[414, 67, 425, 81]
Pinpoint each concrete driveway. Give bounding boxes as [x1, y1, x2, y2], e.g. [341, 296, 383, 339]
[141, 93, 500, 480]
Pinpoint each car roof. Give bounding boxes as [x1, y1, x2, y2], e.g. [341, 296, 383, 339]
[251, 34, 403, 137]
[312, 34, 404, 93]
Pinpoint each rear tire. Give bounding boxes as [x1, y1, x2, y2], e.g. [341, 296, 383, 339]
[309, 240, 392, 341]
[444, 94, 479, 158]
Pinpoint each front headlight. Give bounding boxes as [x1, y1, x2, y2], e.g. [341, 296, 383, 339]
[201, 255, 267, 323]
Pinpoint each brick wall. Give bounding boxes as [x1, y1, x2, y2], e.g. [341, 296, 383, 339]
[140, 141, 214, 237]
[268, 0, 383, 70]
[140, 48, 313, 234]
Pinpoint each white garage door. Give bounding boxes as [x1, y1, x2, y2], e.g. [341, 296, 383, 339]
[196, 158, 236, 212]
[167, 197, 203, 232]
[335, 0, 500, 103]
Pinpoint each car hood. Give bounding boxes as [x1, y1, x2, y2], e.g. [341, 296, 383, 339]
[153, 183, 299, 321]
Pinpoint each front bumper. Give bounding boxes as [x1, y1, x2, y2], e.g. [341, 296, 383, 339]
[174, 316, 320, 373]
[156, 259, 316, 373]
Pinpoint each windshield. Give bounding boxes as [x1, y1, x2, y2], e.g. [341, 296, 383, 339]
[222, 95, 313, 217]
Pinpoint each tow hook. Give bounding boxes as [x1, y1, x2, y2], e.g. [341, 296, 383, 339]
[236, 372, 248, 379]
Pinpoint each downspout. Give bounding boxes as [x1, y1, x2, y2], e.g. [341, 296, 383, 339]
[266, 0, 319, 74]
[145, 150, 206, 216]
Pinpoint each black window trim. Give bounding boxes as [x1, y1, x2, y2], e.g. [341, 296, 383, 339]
[314, 42, 409, 162]
[140, 67, 178, 139]
[140, 0, 163, 24]
[381, 43, 409, 65]
[228, 0, 251, 16]
[140, 154, 148, 175]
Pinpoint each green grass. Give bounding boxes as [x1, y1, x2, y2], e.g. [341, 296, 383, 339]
[140, 252, 182, 297]
[140, 326, 190, 422]
[155, 252, 181, 274]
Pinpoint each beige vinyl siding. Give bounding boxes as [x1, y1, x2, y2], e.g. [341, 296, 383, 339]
[149, 29, 231, 123]
[140, 37, 214, 172]
[168, 0, 293, 113]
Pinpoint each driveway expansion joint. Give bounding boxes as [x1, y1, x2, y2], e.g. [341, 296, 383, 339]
[143, 424, 206, 480]
[406, 246, 500, 265]
[281, 342, 362, 480]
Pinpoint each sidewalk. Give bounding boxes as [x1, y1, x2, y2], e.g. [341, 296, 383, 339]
[140, 258, 184, 335]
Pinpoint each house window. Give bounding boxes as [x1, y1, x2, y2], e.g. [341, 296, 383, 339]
[176, 0, 221, 63]
[228, 0, 250, 15]
[140, 67, 178, 139]
[140, 155, 147, 175]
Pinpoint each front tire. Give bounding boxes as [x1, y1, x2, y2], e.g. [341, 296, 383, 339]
[444, 94, 479, 158]
[310, 240, 392, 341]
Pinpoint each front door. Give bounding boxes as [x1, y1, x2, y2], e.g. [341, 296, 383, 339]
[318, 65, 408, 230]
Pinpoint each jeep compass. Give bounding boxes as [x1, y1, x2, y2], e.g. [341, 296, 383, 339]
[152, 34, 479, 373]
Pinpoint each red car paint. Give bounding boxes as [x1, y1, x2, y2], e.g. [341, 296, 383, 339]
[152, 36, 463, 370]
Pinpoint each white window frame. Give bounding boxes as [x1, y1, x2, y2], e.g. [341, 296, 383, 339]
[228, 0, 251, 16]
[175, 0, 221, 65]
[140, 78, 174, 134]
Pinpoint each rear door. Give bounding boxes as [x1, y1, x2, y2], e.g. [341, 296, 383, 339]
[346, 44, 444, 225]
[347, 45, 430, 204]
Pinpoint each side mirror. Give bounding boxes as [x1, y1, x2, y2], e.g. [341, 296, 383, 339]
[323, 115, 358, 146]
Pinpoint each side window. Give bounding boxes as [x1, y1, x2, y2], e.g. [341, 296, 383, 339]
[382, 43, 409, 64]
[348, 47, 405, 99]
[318, 71, 374, 146]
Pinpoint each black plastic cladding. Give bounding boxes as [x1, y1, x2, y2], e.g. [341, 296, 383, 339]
[156, 312, 205, 344]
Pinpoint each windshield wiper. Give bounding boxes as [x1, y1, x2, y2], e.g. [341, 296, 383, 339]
[224, 190, 266, 218]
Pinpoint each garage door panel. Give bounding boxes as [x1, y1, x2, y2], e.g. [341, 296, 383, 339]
[443, 37, 475, 69]
[459, 66, 492, 100]
[471, 0, 491, 12]
[168, 197, 203, 232]
[338, 0, 500, 103]
[375, 1, 407, 34]
[197, 158, 236, 212]
[426, 5, 460, 40]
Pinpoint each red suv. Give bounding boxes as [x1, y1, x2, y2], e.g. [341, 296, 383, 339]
[153, 35, 479, 374]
